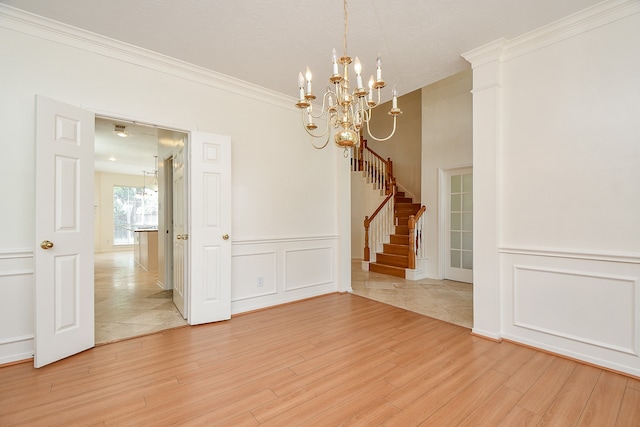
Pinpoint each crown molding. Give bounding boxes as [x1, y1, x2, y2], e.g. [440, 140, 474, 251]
[0, 4, 297, 111]
[463, 0, 639, 67]
[502, 0, 640, 62]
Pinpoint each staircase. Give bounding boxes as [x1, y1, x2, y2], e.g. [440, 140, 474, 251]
[369, 189, 421, 278]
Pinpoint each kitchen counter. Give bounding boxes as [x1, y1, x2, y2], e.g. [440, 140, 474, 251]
[133, 229, 158, 272]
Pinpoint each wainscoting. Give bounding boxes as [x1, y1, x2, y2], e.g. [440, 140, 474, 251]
[231, 236, 338, 314]
[0, 250, 34, 364]
[0, 236, 339, 365]
[500, 247, 640, 377]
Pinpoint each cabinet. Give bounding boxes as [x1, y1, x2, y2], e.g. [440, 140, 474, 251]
[133, 230, 158, 272]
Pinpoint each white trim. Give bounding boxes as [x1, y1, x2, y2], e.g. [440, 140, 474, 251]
[512, 264, 639, 356]
[0, 270, 33, 278]
[0, 4, 296, 111]
[502, 333, 640, 379]
[0, 250, 34, 259]
[472, 328, 502, 341]
[500, 246, 640, 264]
[232, 235, 339, 246]
[501, 0, 640, 63]
[0, 334, 34, 346]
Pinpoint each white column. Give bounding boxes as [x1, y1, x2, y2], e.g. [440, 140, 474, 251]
[462, 40, 504, 340]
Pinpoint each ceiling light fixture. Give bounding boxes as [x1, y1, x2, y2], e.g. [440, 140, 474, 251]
[295, 0, 402, 152]
[114, 124, 128, 138]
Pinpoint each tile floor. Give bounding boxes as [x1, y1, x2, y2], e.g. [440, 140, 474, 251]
[350, 260, 473, 328]
[95, 252, 473, 345]
[94, 251, 187, 344]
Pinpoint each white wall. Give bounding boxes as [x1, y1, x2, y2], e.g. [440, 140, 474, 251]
[421, 69, 473, 279]
[464, 0, 640, 376]
[0, 6, 343, 363]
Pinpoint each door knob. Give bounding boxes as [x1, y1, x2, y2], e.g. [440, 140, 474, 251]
[222, 234, 229, 240]
[177, 235, 182, 240]
[40, 240, 54, 250]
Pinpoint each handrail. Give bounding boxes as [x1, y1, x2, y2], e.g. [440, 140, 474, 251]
[408, 205, 427, 269]
[363, 183, 395, 262]
[352, 137, 394, 195]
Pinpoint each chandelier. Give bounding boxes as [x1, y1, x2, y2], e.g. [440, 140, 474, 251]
[295, 0, 402, 151]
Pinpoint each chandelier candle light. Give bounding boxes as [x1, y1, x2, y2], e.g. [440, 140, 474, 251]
[296, 0, 402, 151]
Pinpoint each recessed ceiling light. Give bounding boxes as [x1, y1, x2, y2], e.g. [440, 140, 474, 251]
[114, 124, 128, 137]
[108, 156, 116, 161]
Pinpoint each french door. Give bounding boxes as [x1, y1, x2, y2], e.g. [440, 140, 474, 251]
[444, 167, 473, 283]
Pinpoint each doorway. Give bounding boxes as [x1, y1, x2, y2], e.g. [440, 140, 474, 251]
[35, 96, 233, 366]
[93, 117, 188, 343]
[442, 167, 473, 283]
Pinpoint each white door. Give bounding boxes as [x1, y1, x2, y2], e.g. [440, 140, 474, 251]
[444, 168, 473, 283]
[34, 96, 95, 367]
[188, 131, 232, 325]
[172, 148, 187, 318]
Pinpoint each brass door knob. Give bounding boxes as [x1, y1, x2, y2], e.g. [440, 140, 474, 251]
[40, 240, 54, 250]
[222, 234, 229, 240]
[177, 235, 182, 240]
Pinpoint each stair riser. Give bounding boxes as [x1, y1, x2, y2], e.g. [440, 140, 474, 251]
[370, 263, 406, 278]
[390, 235, 409, 245]
[395, 226, 409, 235]
[383, 244, 408, 255]
[376, 253, 409, 268]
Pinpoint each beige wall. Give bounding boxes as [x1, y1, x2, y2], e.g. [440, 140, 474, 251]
[364, 89, 422, 200]
[421, 68, 473, 278]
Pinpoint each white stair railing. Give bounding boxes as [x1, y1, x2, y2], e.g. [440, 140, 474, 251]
[364, 186, 395, 262]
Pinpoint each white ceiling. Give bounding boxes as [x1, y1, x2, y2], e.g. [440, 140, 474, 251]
[94, 117, 160, 177]
[2, 0, 603, 98]
[2, 0, 604, 175]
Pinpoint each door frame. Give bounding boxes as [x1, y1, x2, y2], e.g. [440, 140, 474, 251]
[438, 164, 473, 281]
[163, 155, 174, 292]
[93, 110, 191, 299]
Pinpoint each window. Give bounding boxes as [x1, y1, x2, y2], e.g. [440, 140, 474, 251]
[113, 186, 158, 245]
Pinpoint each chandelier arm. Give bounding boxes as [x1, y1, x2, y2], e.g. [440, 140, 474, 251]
[364, 114, 398, 142]
[311, 134, 331, 149]
[301, 110, 330, 139]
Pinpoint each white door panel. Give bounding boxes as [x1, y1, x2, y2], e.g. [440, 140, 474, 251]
[35, 95, 95, 367]
[188, 132, 231, 325]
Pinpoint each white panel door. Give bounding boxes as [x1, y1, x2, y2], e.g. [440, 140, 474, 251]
[188, 132, 231, 325]
[35, 96, 95, 367]
[445, 168, 473, 283]
[172, 148, 187, 318]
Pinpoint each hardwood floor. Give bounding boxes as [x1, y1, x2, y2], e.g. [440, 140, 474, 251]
[1, 293, 638, 426]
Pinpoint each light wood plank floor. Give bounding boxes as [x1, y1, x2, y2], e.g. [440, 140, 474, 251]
[1, 293, 638, 426]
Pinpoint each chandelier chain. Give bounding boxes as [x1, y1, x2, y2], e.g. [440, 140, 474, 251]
[343, 0, 348, 58]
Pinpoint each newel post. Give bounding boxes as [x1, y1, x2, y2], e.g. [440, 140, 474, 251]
[364, 216, 371, 262]
[408, 214, 416, 269]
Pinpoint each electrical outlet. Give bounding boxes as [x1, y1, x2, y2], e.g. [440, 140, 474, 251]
[257, 276, 264, 287]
